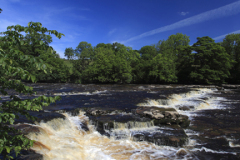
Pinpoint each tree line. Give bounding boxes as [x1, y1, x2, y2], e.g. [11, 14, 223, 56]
[1, 21, 240, 85]
[64, 33, 239, 84]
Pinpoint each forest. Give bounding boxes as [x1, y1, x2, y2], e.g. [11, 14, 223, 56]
[1, 22, 240, 85]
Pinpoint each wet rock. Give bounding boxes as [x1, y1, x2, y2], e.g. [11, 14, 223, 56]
[85, 107, 123, 116]
[136, 106, 190, 128]
[0, 149, 43, 160]
[14, 111, 65, 124]
[11, 124, 40, 135]
[132, 125, 188, 147]
[199, 97, 209, 100]
[142, 109, 164, 119]
[15, 149, 43, 160]
[164, 111, 178, 119]
[222, 84, 240, 89]
[176, 148, 188, 156]
[179, 106, 191, 111]
[87, 108, 109, 116]
[80, 122, 89, 132]
[136, 106, 175, 118]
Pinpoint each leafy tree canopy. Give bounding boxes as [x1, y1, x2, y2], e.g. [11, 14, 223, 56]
[190, 36, 233, 84]
[139, 45, 157, 60]
[221, 33, 240, 83]
[0, 22, 63, 159]
[64, 47, 75, 60]
[75, 41, 92, 58]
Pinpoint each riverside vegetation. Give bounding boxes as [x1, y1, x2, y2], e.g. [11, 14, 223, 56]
[1, 7, 240, 159]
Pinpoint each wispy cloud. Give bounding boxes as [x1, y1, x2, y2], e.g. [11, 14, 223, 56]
[179, 12, 189, 16]
[213, 29, 240, 40]
[108, 29, 117, 36]
[123, 1, 240, 43]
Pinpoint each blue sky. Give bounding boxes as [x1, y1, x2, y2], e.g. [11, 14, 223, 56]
[1, 0, 240, 58]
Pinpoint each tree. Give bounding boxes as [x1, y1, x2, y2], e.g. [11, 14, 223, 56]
[95, 43, 112, 49]
[221, 33, 240, 83]
[0, 22, 63, 159]
[82, 47, 115, 83]
[71, 42, 94, 83]
[139, 45, 157, 60]
[64, 47, 74, 60]
[133, 45, 157, 83]
[75, 41, 92, 58]
[174, 45, 193, 83]
[156, 33, 190, 83]
[6, 22, 70, 83]
[18, 27, 53, 57]
[149, 53, 177, 83]
[35, 49, 70, 82]
[78, 43, 138, 83]
[190, 36, 232, 84]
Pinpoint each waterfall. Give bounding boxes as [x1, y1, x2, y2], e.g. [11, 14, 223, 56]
[26, 113, 192, 160]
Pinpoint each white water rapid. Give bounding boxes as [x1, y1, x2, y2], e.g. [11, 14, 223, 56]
[24, 88, 236, 160]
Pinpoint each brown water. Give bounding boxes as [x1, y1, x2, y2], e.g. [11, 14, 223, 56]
[2, 84, 240, 159]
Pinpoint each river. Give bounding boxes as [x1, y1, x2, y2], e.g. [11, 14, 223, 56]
[2, 83, 240, 160]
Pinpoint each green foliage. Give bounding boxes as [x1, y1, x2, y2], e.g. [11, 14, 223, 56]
[82, 47, 115, 83]
[63, 33, 235, 85]
[134, 44, 178, 84]
[156, 33, 190, 82]
[190, 36, 232, 84]
[134, 45, 156, 83]
[70, 42, 139, 83]
[63, 59, 74, 74]
[35, 49, 70, 82]
[64, 47, 75, 60]
[5, 22, 70, 83]
[139, 45, 157, 60]
[175, 45, 193, 83]
[0, 22, 63, 159]
[221, 33, 240, 83]
[75, 41, 92, 58]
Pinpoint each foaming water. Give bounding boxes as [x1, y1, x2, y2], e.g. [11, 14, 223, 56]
[26, 113, 193, 160]
[109, 121, 159, 141]
[137, 88, 225, 116]
[191, 147, 237, 155]
[229, 142, 240, 148]
[113, 121, 154, 130]
[10, 84, 239, 159]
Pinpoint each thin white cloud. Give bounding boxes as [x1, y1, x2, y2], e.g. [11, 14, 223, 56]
[179, 12, 189, 16]
[123, 1, 240, 43]
[213, 29, 240, 40]
[108, 29, 117, 36]
[41, 7, 89, 24]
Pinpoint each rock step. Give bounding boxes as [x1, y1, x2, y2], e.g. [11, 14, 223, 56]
[136, 106, 190, 128]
